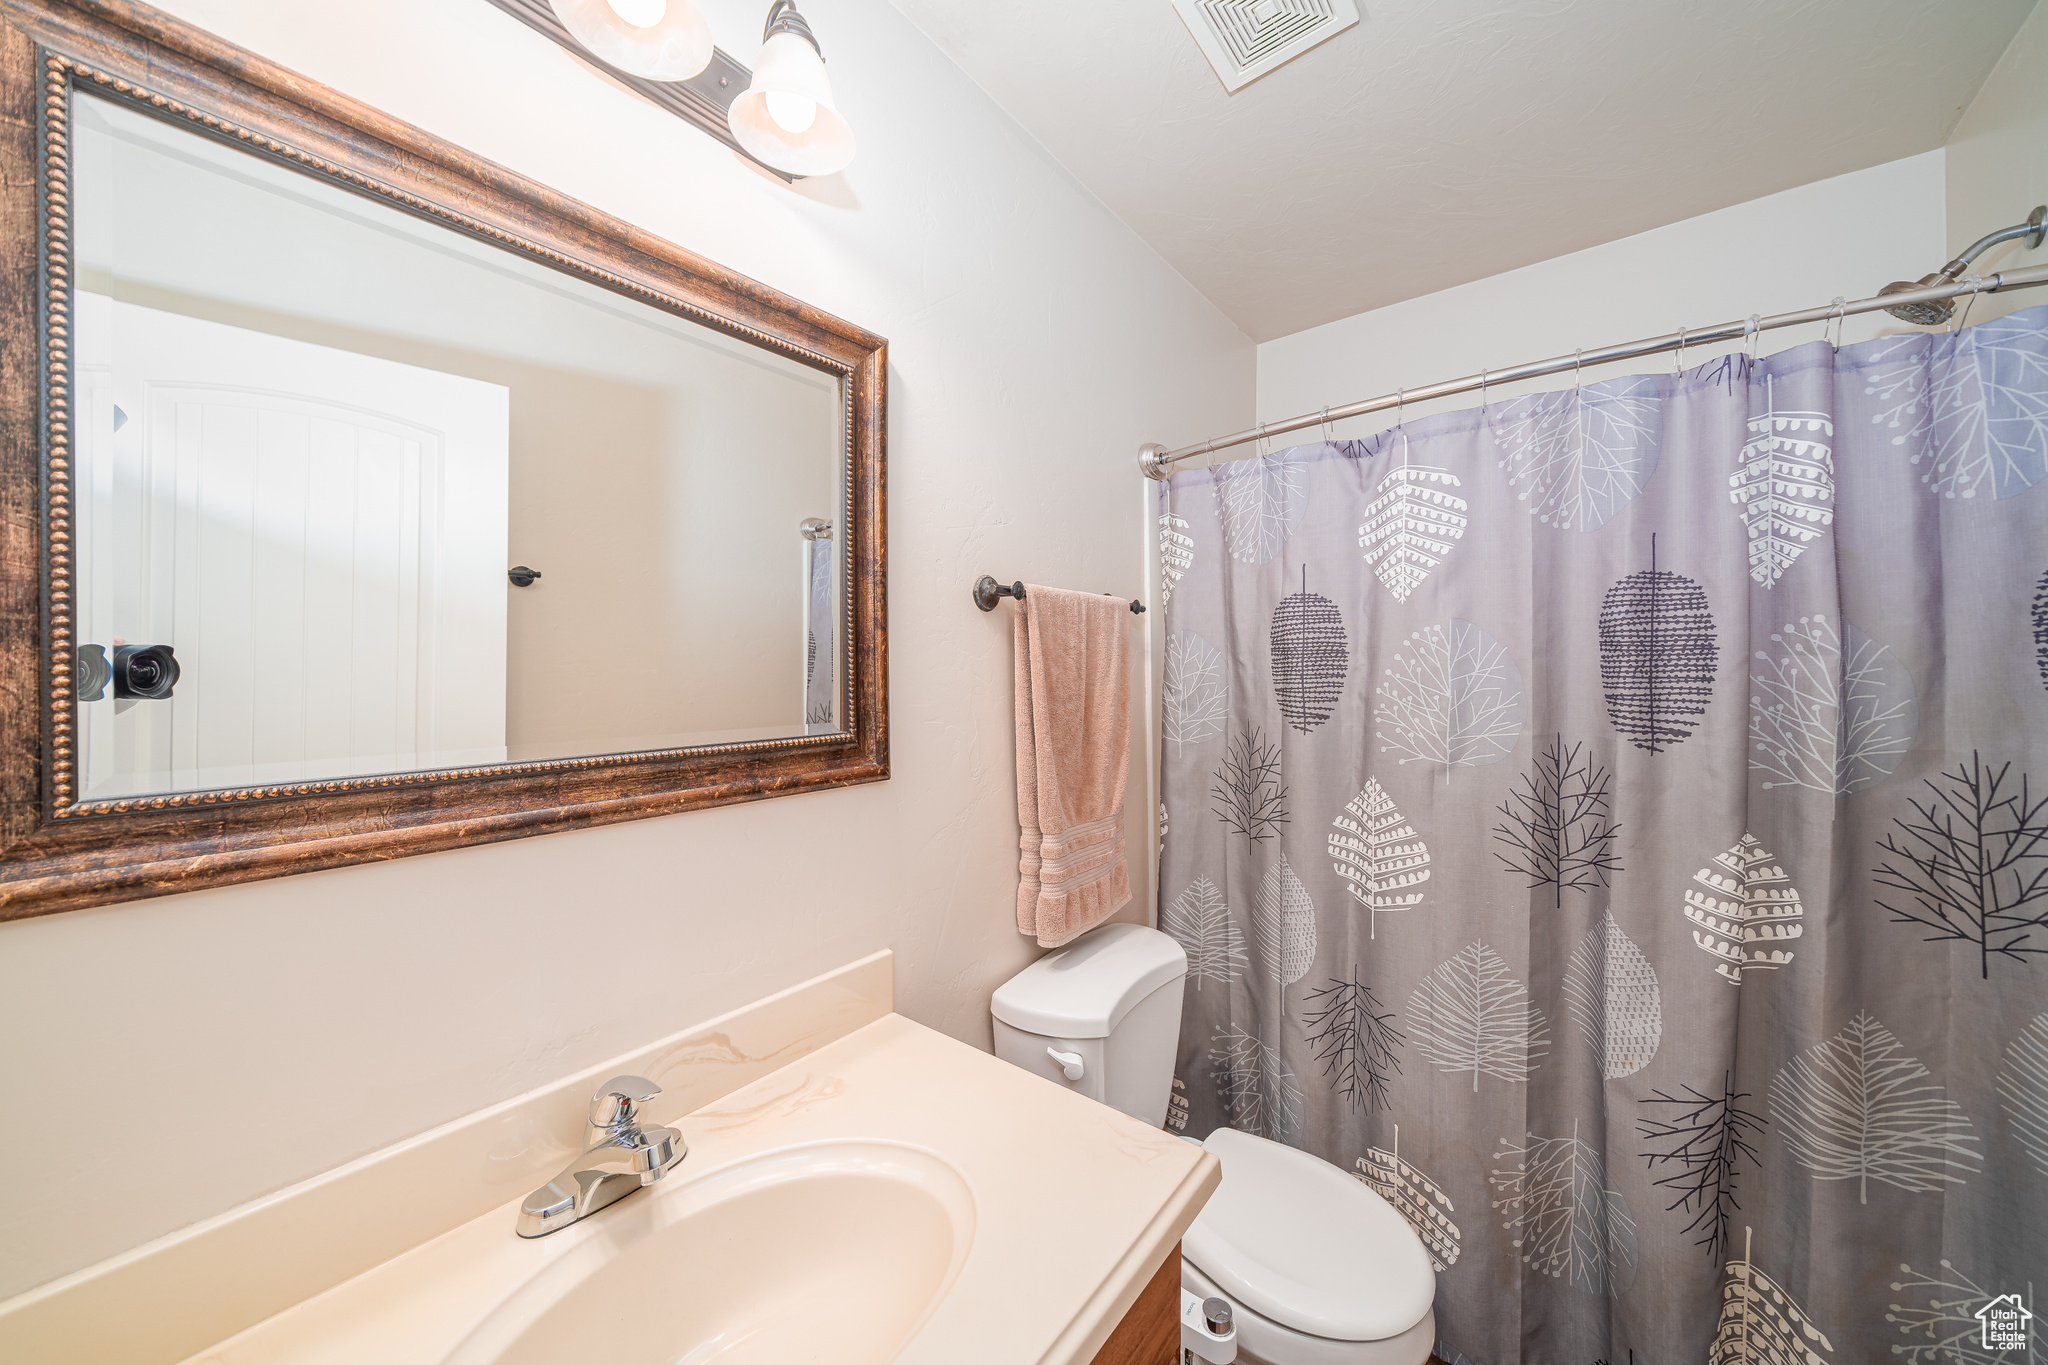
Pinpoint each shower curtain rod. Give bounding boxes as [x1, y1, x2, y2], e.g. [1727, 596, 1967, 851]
[1138, 261, 2048, 479]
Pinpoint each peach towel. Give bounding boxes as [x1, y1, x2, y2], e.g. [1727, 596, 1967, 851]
[1013, 584, 1132, 947]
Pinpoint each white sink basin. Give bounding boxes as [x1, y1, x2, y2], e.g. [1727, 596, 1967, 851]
[444, 1141, 975, 1365]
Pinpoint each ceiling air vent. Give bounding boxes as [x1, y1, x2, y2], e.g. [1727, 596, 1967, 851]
[1172, 0, 1360, 93]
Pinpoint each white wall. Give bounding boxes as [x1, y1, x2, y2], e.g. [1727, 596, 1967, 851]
[0, 0, 1252, 1299]
[77, 91, 843, 759]
[1945, 0, 2048, 324]
[1255, 152, 1948, 444]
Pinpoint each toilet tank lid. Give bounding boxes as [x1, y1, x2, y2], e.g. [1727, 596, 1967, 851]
[991, 924, 1187, 1039]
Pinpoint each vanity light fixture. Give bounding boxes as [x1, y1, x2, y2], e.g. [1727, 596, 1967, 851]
[727, 1, 856, 177]
[547, 0, 714, 80]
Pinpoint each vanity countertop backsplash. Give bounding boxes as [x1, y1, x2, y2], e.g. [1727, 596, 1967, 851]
[0, 952, 1218, 1365]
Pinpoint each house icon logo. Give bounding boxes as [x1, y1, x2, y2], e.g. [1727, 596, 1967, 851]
[1976, 1293, 2032, 1352]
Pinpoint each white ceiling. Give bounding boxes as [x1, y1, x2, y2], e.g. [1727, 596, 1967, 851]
[887, 0, 2035, 342]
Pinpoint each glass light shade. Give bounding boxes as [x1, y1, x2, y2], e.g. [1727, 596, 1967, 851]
[728, 31, 856, 176]
[549, 0, 714, 81]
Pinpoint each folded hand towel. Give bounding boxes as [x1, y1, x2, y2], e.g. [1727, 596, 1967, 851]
[1013, 584, 1132, 947]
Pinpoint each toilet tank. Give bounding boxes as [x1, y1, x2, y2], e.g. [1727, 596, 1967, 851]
[991, 923, 1187, 1127]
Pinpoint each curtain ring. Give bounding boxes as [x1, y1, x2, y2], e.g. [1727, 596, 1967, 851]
[1320, 405, 1332, 442]
[1746, 314, 1762, 363]
[1573, 348, 1583, 391]
[1395, 387, 1404, 429]
[1826, 296, 1846, 351]
[1952, 275, 1985, 333]
[1256, 420, 1270, 458]
[1675, 326, 1687, 374]
[1480, 367, 1488, 409]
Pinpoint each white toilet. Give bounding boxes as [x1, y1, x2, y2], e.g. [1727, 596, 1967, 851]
[992, 924, 1437, 1365]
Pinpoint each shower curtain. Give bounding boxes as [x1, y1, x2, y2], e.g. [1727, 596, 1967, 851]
[1156, 304, 2048, 1365]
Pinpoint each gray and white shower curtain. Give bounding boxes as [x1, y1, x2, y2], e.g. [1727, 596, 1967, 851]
[1157, 304, 2048, 1365]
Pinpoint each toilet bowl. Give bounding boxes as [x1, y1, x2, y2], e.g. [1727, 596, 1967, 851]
[1181, 1129, 1436, 1365]
[991, 923, 1437, 1365]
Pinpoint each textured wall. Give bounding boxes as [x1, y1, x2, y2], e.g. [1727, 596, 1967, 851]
[1254, 152, 1947, 443]
[0, 0, 1252, 1299]
[1945, 0, 2048, 323]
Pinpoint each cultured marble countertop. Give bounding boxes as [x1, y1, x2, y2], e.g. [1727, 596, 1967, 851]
[181, 1012, 1221, 1365]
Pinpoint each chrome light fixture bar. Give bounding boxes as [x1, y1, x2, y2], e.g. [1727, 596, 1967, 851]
[483, 0, 798, 181]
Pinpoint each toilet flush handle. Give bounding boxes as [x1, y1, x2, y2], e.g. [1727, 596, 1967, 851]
[1046, 1047, 1085, 1082]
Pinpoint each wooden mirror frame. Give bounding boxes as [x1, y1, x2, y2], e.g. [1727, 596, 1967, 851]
[0, 0, 887, 920]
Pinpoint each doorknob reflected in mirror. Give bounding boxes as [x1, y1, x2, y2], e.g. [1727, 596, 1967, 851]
[508, 566, 543, 587]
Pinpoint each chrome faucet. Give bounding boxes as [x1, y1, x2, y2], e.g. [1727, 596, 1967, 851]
[516, 1075, 686, 1238]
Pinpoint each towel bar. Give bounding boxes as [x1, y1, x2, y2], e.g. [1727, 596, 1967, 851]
[973, 575, 1144, 614]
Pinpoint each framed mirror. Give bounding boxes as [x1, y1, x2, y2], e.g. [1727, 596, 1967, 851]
[0, 0, 887, 919]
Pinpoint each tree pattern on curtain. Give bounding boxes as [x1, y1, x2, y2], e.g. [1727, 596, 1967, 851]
[1156, 306, 2048, 1365]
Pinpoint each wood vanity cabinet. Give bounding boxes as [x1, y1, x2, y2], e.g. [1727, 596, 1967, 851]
[1089, 1242, 1183, 1365]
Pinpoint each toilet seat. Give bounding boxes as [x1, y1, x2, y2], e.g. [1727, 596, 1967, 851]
[1184, 1259, 1437, 1365]
[1183, 1129, 1435, 1363]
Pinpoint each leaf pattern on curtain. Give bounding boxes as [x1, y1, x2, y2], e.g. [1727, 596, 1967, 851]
[1492, 736, 1621, 907]
[1872, 751, 2048, 979]
[1373, 618, 1526, 772]
[1154, 308, 2048, 1365]
[1731, 376, 1834, 588]
[1212, 1025, 1303, 1144]
[1303, 972, 1403, 1112]
[1164, 631, 1230, 748]
[1329, 777, 1430, 937]
[1270, 568, 1349, 733]
[1211, 723, 1288, 845]
[1886, 1261, 2035, 1365]
[1767, 1011, 1983, 1202]
[1161, 875, 1247, 992]
[1710, 1227, 1833, 1365]
[1682, 833, 1805, 984]
[1358, 460, 1468, 602]
[1489, 375, 1663, 531]
[1997, 1012, 2048, 1177]
[1357, 1127, 1461, 1271]
[1861, 314, 2048, 500]
[1562, 910, 1663, 1080]
[1637, 1073, 1766, 1263]
[2035, 568, 2048, 690]
[1408, 940, 1549, 1089]
[1159, 510, 1193, 607]
[1750, 614, 1918, 796]
[1487, 1124, 1639, 1296]
[1599, 535, 1719, 752]
[1254, 853, 1316, 986]
[1212, 451, 1309, 564]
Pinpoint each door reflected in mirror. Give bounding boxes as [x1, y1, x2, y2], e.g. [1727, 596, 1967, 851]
[69, 91, 846, 801]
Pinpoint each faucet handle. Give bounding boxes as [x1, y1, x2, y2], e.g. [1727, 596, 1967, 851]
[588, 1075, 661, 1128]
